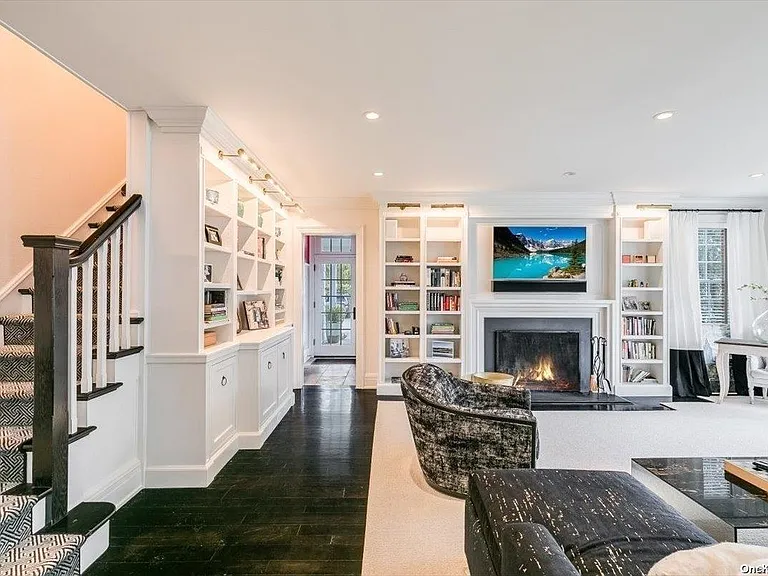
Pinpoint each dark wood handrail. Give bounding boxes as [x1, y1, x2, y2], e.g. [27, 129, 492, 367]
[69, 194, 142, 267]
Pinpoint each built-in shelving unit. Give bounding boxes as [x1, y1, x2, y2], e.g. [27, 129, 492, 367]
[614, 212, 671, 396]
[379, 203, 467, 395]
[200, 146, 289, 350]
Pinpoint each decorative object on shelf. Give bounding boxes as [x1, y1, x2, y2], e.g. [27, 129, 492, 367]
[204, 224, 222, 245]
[395, 255, 414, 263]
[622, 296, 639, 310]
[203, 264, 212, 283]
[204, 330, 217, 347]
[622, 254, 631, 264]
[640, 301, 652, 311]
[738, 284, 768, 343]
[390, 375, 402, 385]
[590, 336, 611, 393]
[205, 188, 220, 205]
[243, 299, 269, 330]
[627, 279, 638, 288]
[237, 275, 243, 290]
[647, 254, 657, 263]
[634, 255, 647, 263]
[275, 267, 283, 286]
[258, 213, 264, 228]
[412, 326, 420, 335]
[258, 237, 267, 259]
[399, 272, 410, 282]
[389, 338, 410, 358]
[237, 200, 245, 218]
[431, 339, 455, 359]
[275, 226, 282, 238]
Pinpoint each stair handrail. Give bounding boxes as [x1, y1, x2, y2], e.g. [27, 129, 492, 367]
[70, 194, 142, 266]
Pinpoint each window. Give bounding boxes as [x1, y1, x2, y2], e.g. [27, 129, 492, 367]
[698, 227, 729, 386]
[698, 228, 728, 325]
[319, 236, 354, 254]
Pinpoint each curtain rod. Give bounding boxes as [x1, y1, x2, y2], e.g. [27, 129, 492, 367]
[669, 208, 763, 213]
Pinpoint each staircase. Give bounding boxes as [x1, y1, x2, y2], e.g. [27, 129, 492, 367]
[0, 188, 143, 574]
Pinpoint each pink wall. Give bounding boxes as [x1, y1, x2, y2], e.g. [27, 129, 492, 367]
[0, 27, 126, 290]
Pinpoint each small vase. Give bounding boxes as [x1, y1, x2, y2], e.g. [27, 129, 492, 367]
[752, 309, 768, 343]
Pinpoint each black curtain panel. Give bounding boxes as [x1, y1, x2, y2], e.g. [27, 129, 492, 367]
[669, 349, 711, 398]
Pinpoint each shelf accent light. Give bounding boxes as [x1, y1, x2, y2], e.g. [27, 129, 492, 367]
[636, 203, 673, 211]
[218, 148, 247, 161]
[281, 202, 306, 214]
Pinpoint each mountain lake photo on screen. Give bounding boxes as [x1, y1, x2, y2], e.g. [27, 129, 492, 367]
[493, 226, 587, 281]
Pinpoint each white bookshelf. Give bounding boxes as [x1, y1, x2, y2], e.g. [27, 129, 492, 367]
[614, 212, 672, 396]
[201, 147, 289, 350]
[379, 203, 467, 395]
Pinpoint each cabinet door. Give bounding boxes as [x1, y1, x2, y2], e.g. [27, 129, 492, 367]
[259, 346, 279, 421]
[277, 337, 293, 403]
[209, 355, 237, 455]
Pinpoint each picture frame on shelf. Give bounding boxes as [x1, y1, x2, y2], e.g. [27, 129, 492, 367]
[389, 338, 410, 359]
[622, 296, 639, 311]
[243, 300, 270, 330]
[205, 224, 222, 245]
[203, 264, 212, 283]
[205, 188, 220, 205]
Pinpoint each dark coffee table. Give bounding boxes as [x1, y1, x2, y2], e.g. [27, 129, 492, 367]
[632, 457, 768, 545]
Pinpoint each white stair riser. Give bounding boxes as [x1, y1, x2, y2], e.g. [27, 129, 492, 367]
[79, 521, 110, 572]
[31, 495, 47, 533]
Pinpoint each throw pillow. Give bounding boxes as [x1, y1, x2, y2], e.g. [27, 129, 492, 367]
[648, 543, 768, 576]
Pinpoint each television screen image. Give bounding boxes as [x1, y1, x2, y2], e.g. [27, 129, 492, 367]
[493, 226, 587, 292]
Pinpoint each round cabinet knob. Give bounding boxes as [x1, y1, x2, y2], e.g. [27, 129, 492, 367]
[221, 376, 227, 387]
[282, 352, 286, 359]
[268, 361, 273, 369]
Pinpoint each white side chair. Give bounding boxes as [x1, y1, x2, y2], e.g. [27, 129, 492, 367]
[747, 356, 768, 404]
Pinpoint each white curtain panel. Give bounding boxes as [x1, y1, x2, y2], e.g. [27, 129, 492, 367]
[727, 212, 768, 340]
[668, 212, 704, 349]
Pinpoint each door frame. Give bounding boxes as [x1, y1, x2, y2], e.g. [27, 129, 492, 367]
[293, 225, 365, 388]
[313, 253, 357, 357]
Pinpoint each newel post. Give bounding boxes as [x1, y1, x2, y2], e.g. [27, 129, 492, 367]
[20, 235, 80, 524]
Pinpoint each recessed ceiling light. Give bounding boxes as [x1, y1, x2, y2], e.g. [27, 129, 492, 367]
[562, 171, 576, 177]
[363, 111, 380, 121]
[373, 171, 384, 177]
[749, 173, 765, 179]
[652, 110, 675, 121]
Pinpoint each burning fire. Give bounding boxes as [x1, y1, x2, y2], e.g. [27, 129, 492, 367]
[511, 356, 556, 385]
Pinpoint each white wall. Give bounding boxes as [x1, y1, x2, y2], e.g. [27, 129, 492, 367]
[0, 27, 126, 292]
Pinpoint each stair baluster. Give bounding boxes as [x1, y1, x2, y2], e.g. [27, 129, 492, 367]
[121, 222, 131, 349]
[95, 243, 108, 388]
[109, 233, 120, 353]
[68, 269, 77, 435]
[80, 257, 94, 394]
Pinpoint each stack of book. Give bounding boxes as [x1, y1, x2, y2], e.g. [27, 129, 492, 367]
[394, 255, 414, 263]
[429, 267, 461, 287]
[204, 303, 227, 323]
[622, 317, 657, 336]
[622, 367, 656, 383]
[398, 301, 419, 311]
[385, 292, 400, 311]
[622, 341, 657, 360]
[430, 323, 456, 335]
[435, 256, 458, 264]
[428, 292, 460, 311]
[431, 340, 455, 359]
[385, 318, 401, 335]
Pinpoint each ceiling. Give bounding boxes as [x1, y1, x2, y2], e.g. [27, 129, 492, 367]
[2, 1, 768, 201]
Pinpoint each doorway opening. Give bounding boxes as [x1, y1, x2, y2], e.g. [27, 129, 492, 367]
[302, 234, 357, 387]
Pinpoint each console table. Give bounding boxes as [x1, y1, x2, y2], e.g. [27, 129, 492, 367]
[715, 338, 768, 403]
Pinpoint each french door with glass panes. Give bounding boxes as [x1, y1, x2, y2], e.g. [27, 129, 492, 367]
[314, 256, 356, 356]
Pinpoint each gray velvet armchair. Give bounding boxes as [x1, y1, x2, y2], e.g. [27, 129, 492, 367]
[401, 363, 537, 497]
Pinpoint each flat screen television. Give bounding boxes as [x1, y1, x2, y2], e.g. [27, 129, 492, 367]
[492, 226, 587, 292]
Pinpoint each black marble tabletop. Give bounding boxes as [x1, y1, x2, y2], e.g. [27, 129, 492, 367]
[633, 457, 768, 529]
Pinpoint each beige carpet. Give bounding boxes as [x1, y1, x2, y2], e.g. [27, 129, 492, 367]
[362, 400, 468, 576]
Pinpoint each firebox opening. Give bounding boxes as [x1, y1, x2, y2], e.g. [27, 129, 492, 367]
[494, 330, 581, 392]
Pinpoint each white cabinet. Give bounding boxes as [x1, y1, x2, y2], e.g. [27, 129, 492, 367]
[207, 354, 237, 455]
[259, 346, 279, 421]
[237, 326, 295, 449]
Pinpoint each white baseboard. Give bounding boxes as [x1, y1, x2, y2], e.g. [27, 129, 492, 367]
[239, 394, 295, 449]
[377, 383, 402, 397]
[363, 373, 379, 389]
[84, 459, 143, 509]
[144, 432, 239, 488]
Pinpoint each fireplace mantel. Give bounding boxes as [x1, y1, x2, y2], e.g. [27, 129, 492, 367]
[466, 294, 617, 386]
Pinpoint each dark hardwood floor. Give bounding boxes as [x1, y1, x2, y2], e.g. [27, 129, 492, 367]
[89, 387, 378, 575]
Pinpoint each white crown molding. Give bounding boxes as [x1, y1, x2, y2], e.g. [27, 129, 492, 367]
[298, 195, 379, 211]
[143, 106, 209, 133]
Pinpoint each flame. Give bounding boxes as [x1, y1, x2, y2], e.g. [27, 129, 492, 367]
[510, 356, 556, 385]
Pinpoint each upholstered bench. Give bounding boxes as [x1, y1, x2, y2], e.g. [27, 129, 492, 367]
[465, 469, 716, 576]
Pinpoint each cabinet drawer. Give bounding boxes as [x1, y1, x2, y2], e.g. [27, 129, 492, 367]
[209, 355, 236, 455]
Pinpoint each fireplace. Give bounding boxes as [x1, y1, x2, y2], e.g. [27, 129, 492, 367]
[484, 317, 592, 393]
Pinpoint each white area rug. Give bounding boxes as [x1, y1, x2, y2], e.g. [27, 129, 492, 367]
[362, 396, 768, 576]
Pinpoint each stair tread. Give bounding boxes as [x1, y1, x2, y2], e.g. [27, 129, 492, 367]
[0, 345, 34, 358]
[0, 382, 33, 401]
[0, 427, 32, 451]
[43, 501, 115, 539]
[0, 494, 37, 524]
[0, 533, 84, 575]
[19, 426, 95, 452]
[2, 484, 51, 499]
